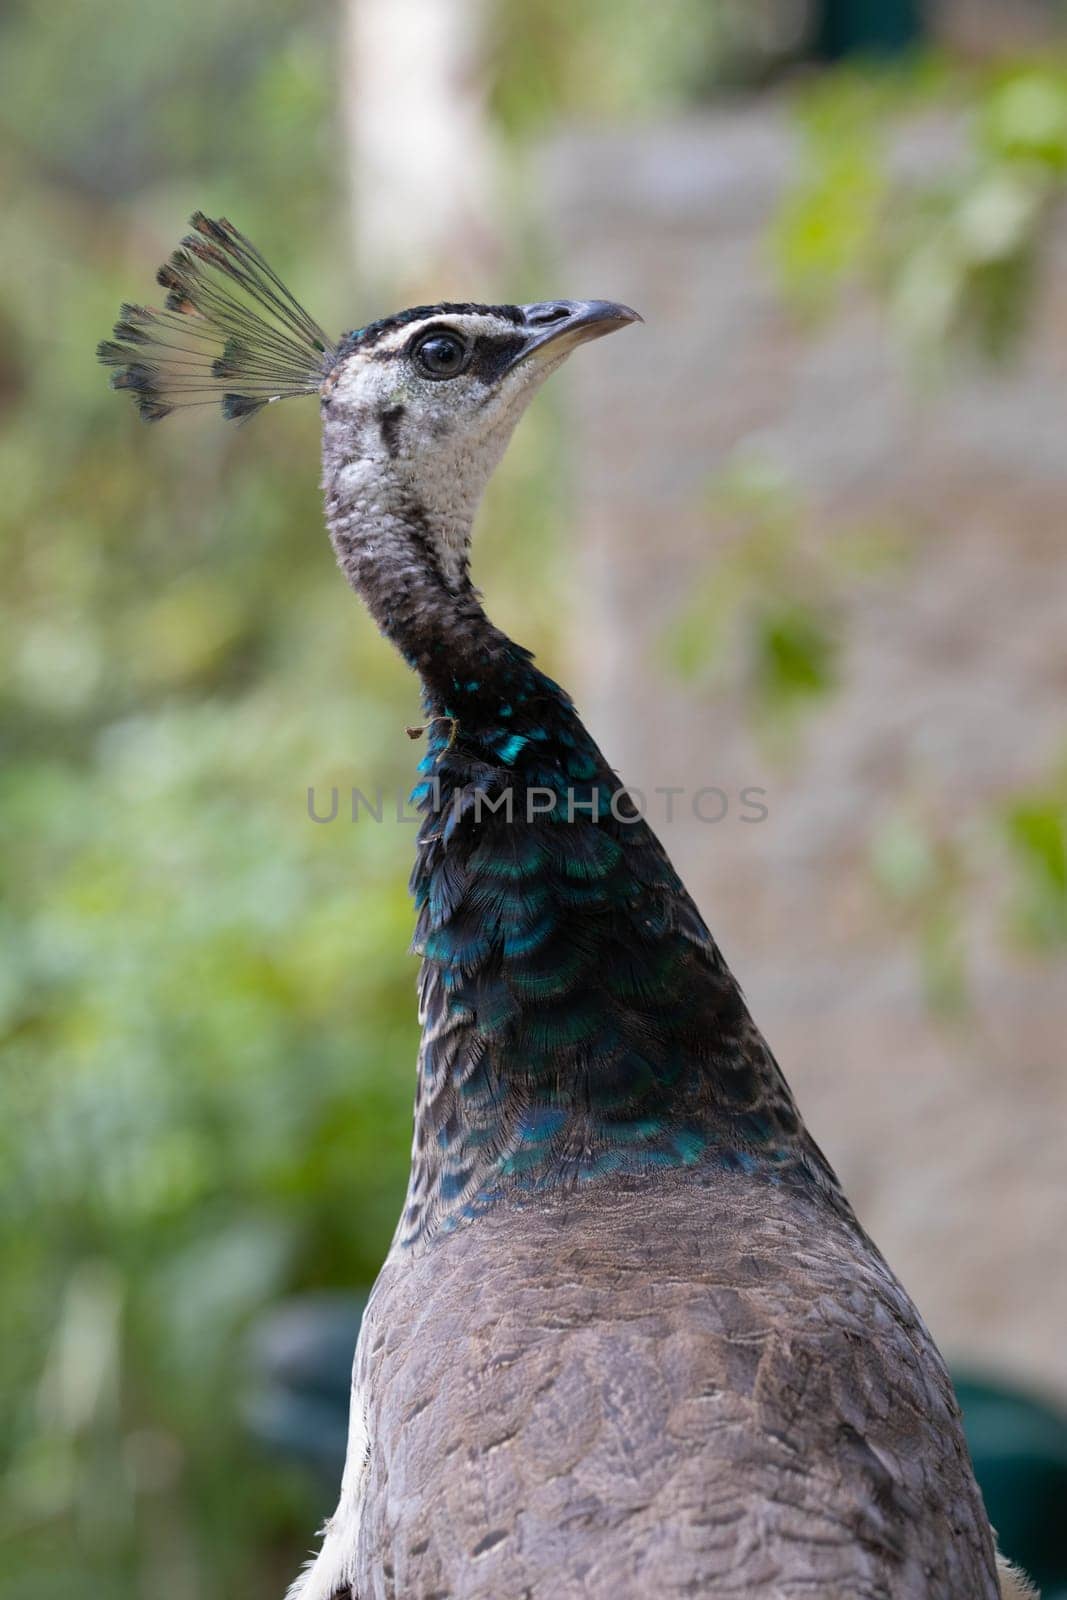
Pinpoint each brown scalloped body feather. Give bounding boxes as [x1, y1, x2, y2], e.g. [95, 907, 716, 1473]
[350, 1171, 999, 1599]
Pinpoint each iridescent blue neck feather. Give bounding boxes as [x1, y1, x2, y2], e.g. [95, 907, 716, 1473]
[400, 629, 842, 1246]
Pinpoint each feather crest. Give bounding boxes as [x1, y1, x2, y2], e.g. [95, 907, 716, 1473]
[97, 214, 336, 423]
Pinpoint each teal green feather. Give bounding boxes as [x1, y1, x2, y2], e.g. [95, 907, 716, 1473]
[402, 647, 842, 1243]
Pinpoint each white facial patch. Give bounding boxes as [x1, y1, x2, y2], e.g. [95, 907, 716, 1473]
[320, 309, 555, 591]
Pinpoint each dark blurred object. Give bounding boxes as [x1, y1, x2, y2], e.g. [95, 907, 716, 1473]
[244, 1293, 366, 1478]
[957, 1371, 1067, 1598]
[933, 0, 1063, 58]
[813, 0, 922, 58]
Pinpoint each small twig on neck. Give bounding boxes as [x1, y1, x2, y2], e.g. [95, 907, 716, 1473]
[405, 714, 459, 752]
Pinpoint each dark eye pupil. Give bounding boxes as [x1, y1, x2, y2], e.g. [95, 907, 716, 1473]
[417, 335, 465, 376]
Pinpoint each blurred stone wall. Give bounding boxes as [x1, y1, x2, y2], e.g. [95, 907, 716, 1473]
[933, 0, 1058, 54]
[540, 108, 1067, 1397]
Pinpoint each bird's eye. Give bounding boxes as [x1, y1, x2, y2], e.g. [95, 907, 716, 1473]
[413, 331, 471, 380]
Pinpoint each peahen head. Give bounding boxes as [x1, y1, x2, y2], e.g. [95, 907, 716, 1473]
[99, 215, 639, 666]
[319, 299, 638, 587]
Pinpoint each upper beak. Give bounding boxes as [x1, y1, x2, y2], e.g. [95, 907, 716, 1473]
[512, 299, 642, 367]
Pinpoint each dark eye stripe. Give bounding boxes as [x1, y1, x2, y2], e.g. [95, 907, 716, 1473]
[367, 329, 526, 382]
[469, 334, 526, 383]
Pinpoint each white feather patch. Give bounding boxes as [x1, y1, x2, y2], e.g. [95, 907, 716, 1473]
[286, 1377, 371, 1600]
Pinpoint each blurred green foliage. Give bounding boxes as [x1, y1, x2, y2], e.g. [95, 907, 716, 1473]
[1, 7, 377, 1595]
[1002, 765, 1067, 948]
[775, 55, 1067, 364]
[666, 451, 1067, 1011]
[663, 455, 905, 746]
[489, 0, 808, 136]
[869, 806, 973, 1013]
[767, 54, 1067, 1005]
[869, 751, 1067, 1015]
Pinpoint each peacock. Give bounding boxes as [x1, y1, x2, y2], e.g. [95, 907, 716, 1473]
[101, 217, 1037, 1600]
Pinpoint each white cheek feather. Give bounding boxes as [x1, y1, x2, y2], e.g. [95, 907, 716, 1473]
[285, 1377, 371, 1600]
[337, 457, 380, 495]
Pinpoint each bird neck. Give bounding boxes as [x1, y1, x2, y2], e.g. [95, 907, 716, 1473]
[323, 461, 510, 702]
[399, 655, 842, 1248]
[323, 466, 839, 1245]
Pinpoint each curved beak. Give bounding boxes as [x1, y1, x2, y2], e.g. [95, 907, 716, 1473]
[511, 299, 642, 368]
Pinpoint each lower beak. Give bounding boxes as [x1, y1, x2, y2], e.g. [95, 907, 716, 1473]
[513, 299, 642, 366]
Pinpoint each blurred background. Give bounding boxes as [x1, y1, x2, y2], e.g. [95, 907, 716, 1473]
[2, 1, 1066, 1595]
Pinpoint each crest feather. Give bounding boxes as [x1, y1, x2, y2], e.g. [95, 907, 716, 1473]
[97, 214, 336, 423]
